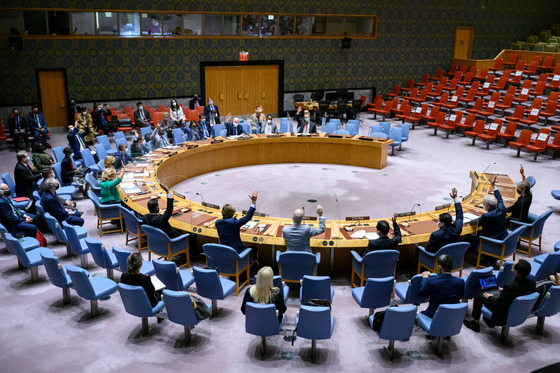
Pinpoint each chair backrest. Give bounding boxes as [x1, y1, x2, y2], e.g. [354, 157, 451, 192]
[1, 173, 17, 196]
[52, 146, 65, 163]
[438, 242, 470, 271]
[300, 275, 333, 304]
[85, 172, 100, 189]
[378, 305, 417, 341]
[429, 303, 468, 337]
[379, 122, 391, 135]
[43, 212, 68, 244]
[324, 121, 337, 134]
[389, 127, 403, 143]
[241, 123, 250, 135]
[398, 123, 410, 141]
[370, 126, 383, 135]
[515, 129, 532, 145]
[80, 148, 96, 168]
[65, 264, 95, 300]
[143, 225, 173, 256]
[277, 251, 318, 282]
[360, 277, 394, 309]
[94, 144, 108, 160]
[115, 138, 127, 148]
[202, 243, 241, 274]
[35, 201, 45, 217]
[117, 283, 155, 317]
[140, 127, 152, 139]
[32, 190, 41, 202]
[345, 121, 359, 136]
[5, 233, 33, 267]
[88, 190, 120, 219]
[463, 266, 494, 299]
[119, 206, 141, 235]
[114, 131, 126, 142]
[213, 123, 225, 135]
[112, 246, 130, 273]
[534, 250, 560, 279]
[496, 261, 515, 288]
[192, 266, 224, 299]
[371, 132, 388, 139]
[534, 286, 560, 317]
[404, 274, 434, 305]
[218, 129, 227, 137]
[162, 289, 199, 326]
[97, 135, 112, 151]
[152, 258, 182, 291]
[297, 305, 332, 340]
[360, 250, 400, 278]
[84, 237, 108, 269]
[505, 292, 539, 327]
[524, 210, 553, 239]
[172, 128, 185, 144]
[332, 129, 350, 135]
[41, 250, 72, 289]
[62, 220, 86, 256]
[245, 302, 281, 337]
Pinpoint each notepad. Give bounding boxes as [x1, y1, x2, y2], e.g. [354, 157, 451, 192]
[120, 183, 142, 194]
[488, 101, 495, 108]
[365, 232, 380, 240]
[151, 276, 166, 291]
[135, 163, 151, 167]
[515, 71, 522, 76]
[554, 75, 560, 81]
[483, 83, 490, 88]
[531, 109, 539, 116]
[350, 230, 366, 239]
[463, 212, 479, 223]
[242, 221, 258, 230]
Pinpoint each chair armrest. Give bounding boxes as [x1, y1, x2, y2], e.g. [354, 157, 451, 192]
[418, 246, 436, 258]
[238, 248, 252, 260]
[350, 250, 363, 264]
[98, 202, 121, 209]
[169, 233, 190, 243]
[276, 250, 282, 262]
[509, 220, 531, 229]
[315, 252, 321, 264]
[479, 235, 506, 245]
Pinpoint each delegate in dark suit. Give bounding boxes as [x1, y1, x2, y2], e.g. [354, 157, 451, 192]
[424, 201, 464, 253]
[215, 205, 255, 254]
[8, 114, 29, 150]
[419, 273, 464, 317]
[204, 103, 220, 120]
[296, 116, 317, 134]
[226, 122, 245, 136]
[67, 126, 90, 160]
[506, 193, 532, 223]
[142, 194, 179, 238]
[28, 111, 49, 144]
[41, 190, 84, 226]
[0, 195, 37, 237]
[365, 220, 401, 253]
[477, 189, 508, 240]
[14, 162, 41, 199]
[133, 109, 152, 128]
[189, 97, 202, 110]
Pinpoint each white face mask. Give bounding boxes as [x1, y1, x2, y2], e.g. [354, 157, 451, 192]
[82, 111, 87, 115]
[267, 120, 272, 124]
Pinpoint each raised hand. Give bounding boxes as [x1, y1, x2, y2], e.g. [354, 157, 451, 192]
[316, 204, 323, 216]
[450, 187, 458, 201]
[249, 190, 258, 204]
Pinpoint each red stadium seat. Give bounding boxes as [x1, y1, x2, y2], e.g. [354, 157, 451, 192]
[414, 74, 429, 87]
[458, 82, 480, 106]
[386, 84, 400, 99]
[496, 121, 518, 146]
[427, 112, 446, 135]
[509, 129, 532, 157]
[495, 94, 514, 116]
[477, 119, 503, 149]
[408, 88, 428, 104]
[429, 69, 444, 82]
[525, 129, 551, 160]
[456, 113, 476, 135]
[156, 105, 167, 112]
[489, 71, 511, 91]
[546, 133, 560, 159]
[442, 78, 458, 92]
[518, 99, 543, 128]
[466, 98, 485, 114]
[488, 58, 503, 72]
[465, 120, 485, 145]
[473, 67, 490, 81]
[540, 100, 558, 126]
[502, 54, 518, 69]
[505, 105, 526, 123]
[475, 76, 495, 97]
[439, 111, 463, 138]
[400, 79, 414, 95]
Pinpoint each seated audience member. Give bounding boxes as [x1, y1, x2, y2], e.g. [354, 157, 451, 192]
[142, 184, 179, 238]
[241, 266, 286, 323]
[60, 147, 85, 187]
[225, 114, 245, 136]
[208, 109, 220, 125]
[251, 105, 266, 134]
[189, 94, 202, 110]
[38, 168, 75, 210]
[104, 155, 116, 172]
[8, 108, 29, 151]
[41, 178, 84, 227]
[133, 102, 151, 128]
[199, 114, 214, 139]
[188, 121, 203, 141]
[67, 124, 91, 160]
[100, 167, 124, 204]
[424, 188, 463, 253]
[282, 205, 326, 253]
[470, 175, 507, 242]
[14, 151, 41, 199]
[216, 190, 258, 254]
[260, 114, 278, 135]
[151, 125, 170, 149]
[506, 164, 532, 223]
[169, 99, 185, 127]
[31, 142, 54, 172]
[115, 143, 134, 170]
[75, 106, 96, 143]
[147, 16, 161, 35]
[419, 254, 464, 317]
[203, 98, 220, 121]
[130, 130, 152, 158]
[121, 252, 161, 307]
[91, 102, 115, 134]
[28, 104, 50, 147]
[295, 106, 317, 134]
[365, 214, 401, 253]
[0, 183, 38, 238]
[160, 112, 174, 139]
[464, 259, 535, 332]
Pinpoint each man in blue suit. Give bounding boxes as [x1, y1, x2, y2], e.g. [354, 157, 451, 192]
[203, 99, 220, 122]
[41, 178, 84, 226]
[28, 104, 50, 147]
[282, 205, 326, 253]
[0, 183, 38, 238]
[419, 254, 464, 317]
[67, 124, 91, 160]
[225, 114, 246, 136]
[215, 190, 258, 254]
[470, 175, 508, 242]
[424, 188, 464, 253]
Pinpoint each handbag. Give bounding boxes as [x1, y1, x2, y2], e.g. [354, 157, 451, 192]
[371, 310, 386, 332]
[35, 229, 47, 247]
[189, 294, 211, 320]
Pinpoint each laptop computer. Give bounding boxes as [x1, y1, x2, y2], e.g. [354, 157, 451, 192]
[479, 275, 500, 296]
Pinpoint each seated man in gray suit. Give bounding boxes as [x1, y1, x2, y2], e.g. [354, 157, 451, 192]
[260, 114, 279, 135]
[282, 205, 325, 253]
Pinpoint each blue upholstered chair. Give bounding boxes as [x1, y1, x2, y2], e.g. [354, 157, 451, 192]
[352, 276, 394, 316]
[52, 146, 65, 163]
[1, 173, 30, 209]
[476, 226, 526, 268]
[463, 266, 493, 300]
[351, 249, 399, 287]
[332, 129, 351, 135]
[389, 127, 403, 156]
[94, 144, 108, 161]
[112, 246, 155, 276]
[80, 148, 100, 174]
[279, 120, 292, 134]
[163, 289, 207, 345]
[152, 258, 194, 291]
[370, 131, 388, 139]
[202, 243, 251, 295]
[300, 275, 334, 304]
[66, 264, 117, 317]
[35, 178, 76, 197]
[417, 303, 468, 355]
[323, 121, 337, 134]
[369, 126, 383, 136]
[395, 273, 437, 305]
[398, 123, 410, 144]
[85, 237, 119, 280]
[218, 129, 227, 137]
[510, 210, 553, 258]
[88, 190, 123, 236]
[5, 233, 52, 282]
[62, 221, 90, 268]
[494, 261, 516, 288]
[85, 172, 101, 196]
[140, 127, 152, 139]
[114, 131, 126, 143]
[244, 302, 285, 357]
[276, 251, 321, 285]
[44, 212, 86, 257]
[379, 122, 391, 135]
[345, 120, 360, 136]
[192, 266, 236, 317]
[119, 206, 146, 251]
[0, 222, 39, 253]
[527, 250, 560, 283]
[481, 292, 539, 342]
[143, 225, 190, 268]
[97, 135, 118, 155]
[241, 122, 250, 135]
[370, 305, 417, 361]
[213, 123, 225, 136]
[295, 305, 334, 360]
[40, 250, 73, 304]
[526, 175, 536, 188]
[172, 128, 185, 145]
[117, 283, 165, 335]
[417, 242, 470, 277]
[552, 189, 560, 200]
[533, 285, 560, 334]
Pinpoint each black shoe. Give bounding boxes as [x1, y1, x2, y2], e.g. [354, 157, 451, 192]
[482, 316, 495, 328]
[45, 143, 52, 149]
[463, 319, 480, 332]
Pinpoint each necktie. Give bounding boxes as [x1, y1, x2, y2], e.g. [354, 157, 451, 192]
[140, 110, 145, 120]
[305, 123, 309, 133]
[16, 117, 20, 129]
[162, 135, 168, 147]
[7, 198, 22, 218]
[195, 100, 199, 108]
[77, 134, 86, 150]
[25, 163, 32, 173]
[203, 124, 209, 138]
[36, 115, 41, 128]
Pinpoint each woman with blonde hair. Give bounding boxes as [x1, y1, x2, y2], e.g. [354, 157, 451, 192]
[104, 155, 115, 170]
[241, 266, 286, 322]
[100, 166, 124, 204]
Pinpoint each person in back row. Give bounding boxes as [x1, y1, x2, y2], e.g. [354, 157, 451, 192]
[419, 254, 464, 317]
[216, 190, 258, 254]
[142, 184, 179, 238]
[14, 150, 41, 199]
[365, 214, 401, 253]
[133, 102, 151, 128]
[282, 205, 326, 253]
[0, 182, 39, 238]
[424, 188, 463, 253]
[241, 266, 286, 323]
[121, 252, 160, 307]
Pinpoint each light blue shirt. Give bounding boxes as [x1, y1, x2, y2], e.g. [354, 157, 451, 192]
[281, 216, 326, 253]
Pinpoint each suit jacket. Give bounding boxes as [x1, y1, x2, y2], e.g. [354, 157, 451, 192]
[14, 162, 41, 198]
[215, 205, 255, 254]
[506, 193, 532, 223]
[296, 117, 317, 133]
[424, 202, 464, 253]
[9, 115, 28, 134]
[204, 104, 220, 119]
[60, 157, 75, 185]
[114, 150, 134, 170]
[91, 108, 112, 129]
[28, 112, 48, 131]
[486, 277, 536, 325]
[225, 122, 245, 136]
[419, 273, 465, 317]
[282, 217, 326, 253]
[133, 109, 151, 127]
[67, 126, 90, 159]
[199, 120, 214, 138]
[189, 98, 203, 110]
[365, 221, 402, 253]
[477, 189, 508, 240]
[151, 131, 170, 149]
[0, 197, 26, 235]
[142, 195, 178, 238]
[260, 122, 279, 134]
[41, 190, 69, 223]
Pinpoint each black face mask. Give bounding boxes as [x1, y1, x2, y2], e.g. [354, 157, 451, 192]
[2, 190, 11, 196]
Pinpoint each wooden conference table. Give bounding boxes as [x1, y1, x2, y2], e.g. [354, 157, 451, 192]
[120, 134, 517, 273]
[294, 100, 353, 111]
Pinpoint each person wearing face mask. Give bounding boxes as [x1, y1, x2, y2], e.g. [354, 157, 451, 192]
[67, 123, 91, 160]
[91, 102, 114, 134]
[41, 178, 84, 227]
[260, 114, 278, 135]
[506, 164, 532, 223]
[38, 168, 76, 210]
[60, 147, 85, 187]
[295, 106, 317, 134]
[169, 99, 185, 127]
[424, 188, 463, 253]
[28, 104, 50, 148]
[160, 112, 174, 139]
[251, 105, 266, 134]
[75, 106, 96, 143]
[130, 130, 152, 158]
[365, 213, 401, 253]
[114, 143, 134, 170]
[225, 113, 246, 136]
[151, 124, 170, 149]
[14, 151, 41, 199]
[204, 98, 220, 122]
[0, 182, 40, 239]
[142, 184, 179, 238]
[198, 114, 214, 139]
[470, 175, 507, 241]
[31, 142, 54, 172]
[189, 94, 202, 110]
[8, 108, 29, 151]
[133, 102, 151, 128]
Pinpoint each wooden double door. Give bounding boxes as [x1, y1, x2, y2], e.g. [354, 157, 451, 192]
[204, 64, 279, 117]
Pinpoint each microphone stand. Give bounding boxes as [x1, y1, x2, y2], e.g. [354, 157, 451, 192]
[408, 203, 421, 223]
[196, 192, 208, 213]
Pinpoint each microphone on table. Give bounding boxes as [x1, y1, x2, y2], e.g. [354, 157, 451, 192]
[408, 203, 421, 223]
[335, 193, 341, 223]
[196, 192, 208, 213]
[481, 162, 497, 192]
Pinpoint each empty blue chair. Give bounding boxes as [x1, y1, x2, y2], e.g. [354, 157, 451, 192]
[245, 302, 285, 357]
[300, 275, 334, 304]
[295, 305, 334, 360]
[62, 220, 90, 267]
[276, 251, 321, 285]
[203, 243, 251, 295]
[241, 122, 250, 135]
[551, 189, 560, 200]
[66, 264, 117, 317]
[398, 123, 410, 144]
[510, 210, 553, 258]
[85, 237, 119, 280]
[370, 131, 388, 139]
[140, 126, 152, 139]
[1, 173, 30, 209]
[143, 225, 190, 267]
[369, 125, 383, 136]
[379, 122, 391, 135]
[193, 266, 236, 317]
[332, 129, 351, 135]
[476, 225, 526, 268]
[526, 176, 536, 188]
[40, 250, 73, 304]
[345, 120, 360, 136]
[213, 123, 225, 136]
[119, 206, 146, 252]
[389, 127, 402, 156]
[527, 250, 560, 283]
[329, 118, 341, 129]
[370, 305, 417, 361]
[323, 121, 337, 134]
[351, 249, 399, 287]
[114, 131, 126, 143]
[352, 276, 394, 316]
[218, 129, 227, 137]
[88, 190, 123, 236]
[172, 128, 185, 145]
[94, 144, 108, 160]
[97, 135, 118, 155]
[85, 172, 101, 196]
[152, 258, 194, 291]
[117, 283, 165, 335]
[112, 246, 154, 276]
[494, 261, 516, 288]
[5, 233, 52, 282]
[463, 266, 494, 300]
[163, 289, 207, 345]
[481, 292, 539, 341]
[533, 285, 560, 334]
[395, 273, 436, 305]
[417, 303, 468, 355]
[43, 212, 85, 257]
[52, 146, 65, 163]
[417, 242, 470, 277]
[279, 120, 288, 133]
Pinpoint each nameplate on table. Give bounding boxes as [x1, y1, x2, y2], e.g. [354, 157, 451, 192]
[202, 202, 220, 210]
[358, 137, 374, 141]
[462, 193, 473, 201]
[303, 216, 317, 221]
[345, 216, 370, 221]
[266, 134, 283, 138]
[173, 191, 185, 199]
[328, 135, 343, 139]
[434, 203, 451, 211]
[474, 171, 479, 179]
[395, 211, 416, 218]
[242, 210, 267, 217]
[297, 133, 311, 137]
[210, 140, 222, 144]
[167, 151, 178, 157]
[187, 144, 199, 149]
[237, 136, 252, 141]
[156, 160, 162, 166]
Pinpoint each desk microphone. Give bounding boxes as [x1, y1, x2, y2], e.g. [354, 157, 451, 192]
[196, 192, 208, 213]
[481, 162, 496, 176]
[335, 193, 341, 223]
[408, 203, 421, 222]
[481, 162, 497, 192]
